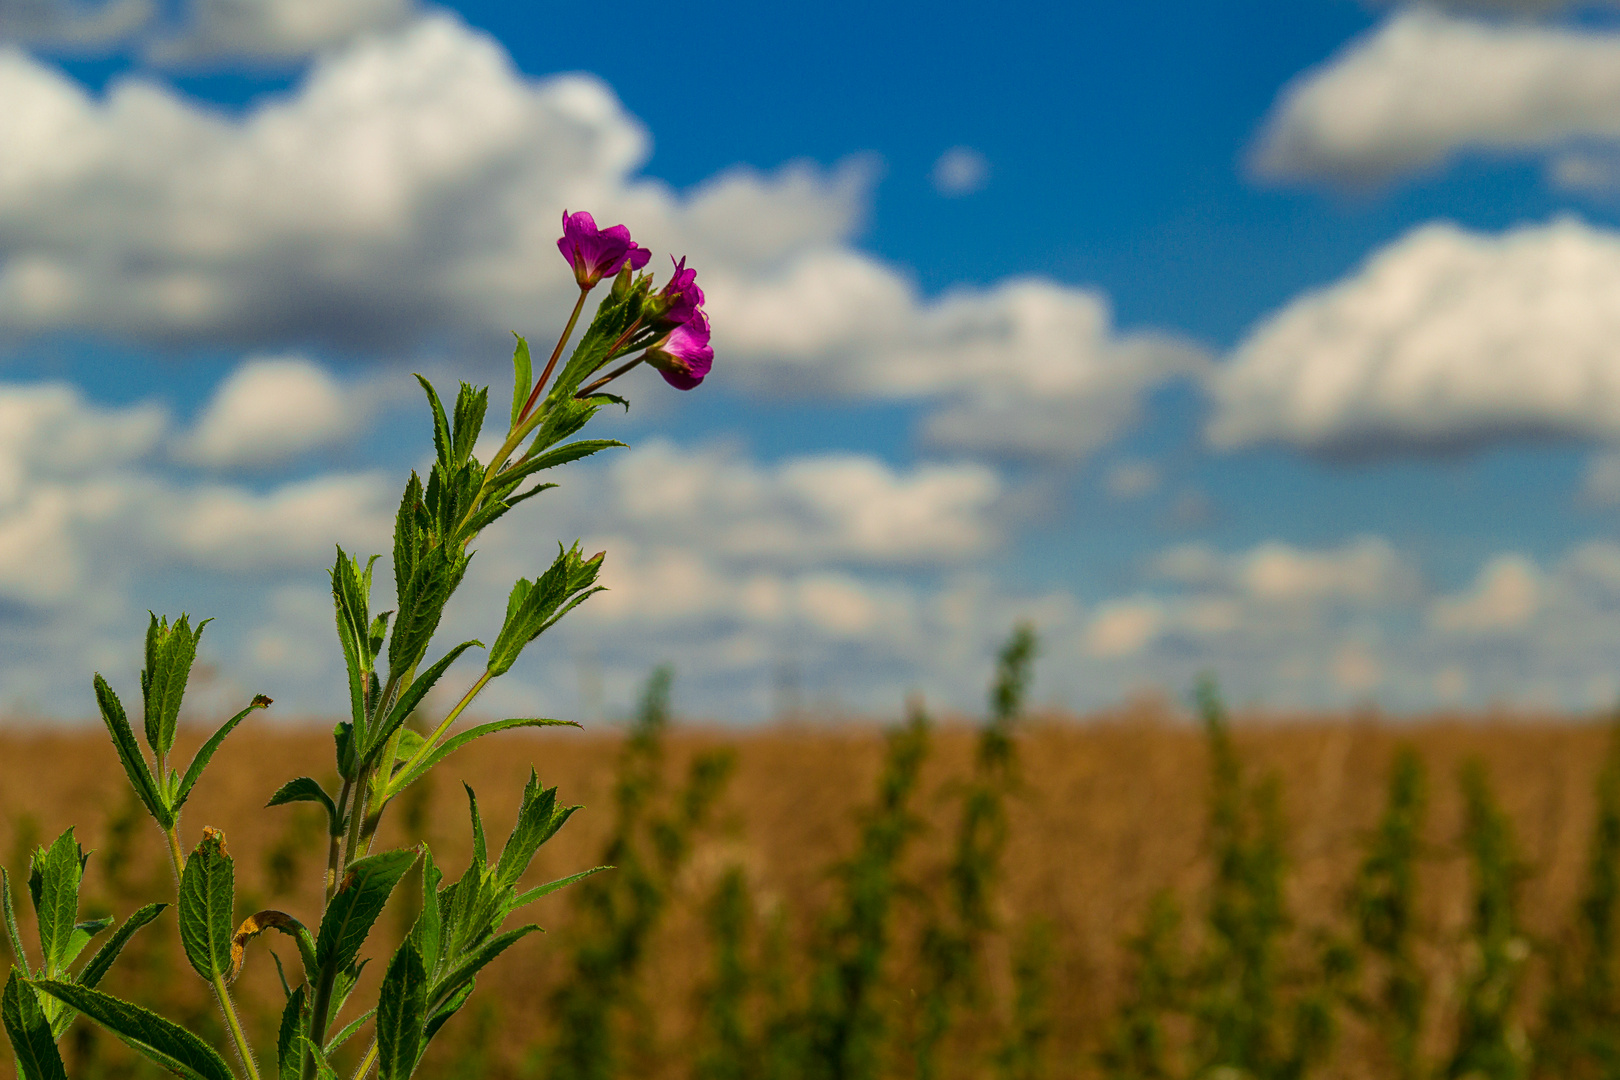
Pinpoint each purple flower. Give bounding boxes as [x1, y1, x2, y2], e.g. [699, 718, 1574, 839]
[557, 210, 651, 288]
[644, 310, 713, 390]
[654, 256, 705, 327]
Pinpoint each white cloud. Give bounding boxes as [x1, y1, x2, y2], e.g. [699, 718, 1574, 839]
[1430, 554, 1542, 631]
[0, 0, 153, 49]
[717, 257, 1208, 458]
[1253, 10, 1620, 184]
[1106, 459, 1160, 499]
[605, 441, 1002, 567]
[1211, 218, 1620, 452]
[178, 355, 357, 467]
[1084, 601, 1162, 658]
[1154, 536, 1420, 605]
[149, 0, 417, 63]
[931, 146, 988, 196]
[158, 472, 393, 570]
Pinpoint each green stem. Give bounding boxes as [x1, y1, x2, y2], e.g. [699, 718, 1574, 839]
[325, 779, 352, 902]
[211, 972, 263, 1080]
[351, 1039, 378, 1080]
[385, 670, 492, 801]
[518, 286, 590, 426]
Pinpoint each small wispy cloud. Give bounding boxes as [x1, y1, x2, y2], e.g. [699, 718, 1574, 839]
[931, 146, 989, 196]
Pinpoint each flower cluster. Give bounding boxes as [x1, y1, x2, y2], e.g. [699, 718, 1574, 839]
[556, 211, 713, 391]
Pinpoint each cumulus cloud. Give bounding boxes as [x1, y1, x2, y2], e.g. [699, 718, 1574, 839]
[1430, 554, 1542, 632]
[0, 15, 1190, 464]
[177, 355, 359, 467]
[1154, 536, 1421, 605]
[1211, 218, 1620, 453]
[149, 0, 417, 63]
[1253, 10, 1620, 184]
[0, 0, 152, 49]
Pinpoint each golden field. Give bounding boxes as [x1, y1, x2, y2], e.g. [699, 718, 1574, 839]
[0, 704, 1612, 1079]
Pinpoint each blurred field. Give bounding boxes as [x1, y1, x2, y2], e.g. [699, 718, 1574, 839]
[1, 703, 1613, 1079]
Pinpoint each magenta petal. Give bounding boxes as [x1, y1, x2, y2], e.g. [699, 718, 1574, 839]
[660, 368, 705, 390]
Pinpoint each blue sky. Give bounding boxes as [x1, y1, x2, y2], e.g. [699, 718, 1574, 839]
[5, 0, 1620, 721]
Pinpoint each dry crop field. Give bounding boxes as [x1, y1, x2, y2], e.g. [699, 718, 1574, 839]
[0, 703, 1613, 1080]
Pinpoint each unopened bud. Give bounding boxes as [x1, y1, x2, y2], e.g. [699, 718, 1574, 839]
[609, 265, 634, 301]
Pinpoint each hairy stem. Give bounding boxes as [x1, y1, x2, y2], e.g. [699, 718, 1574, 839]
[351, 1038, 378, 1080]
[386, 670, 493, 801]
[211, 971, 263, 1080]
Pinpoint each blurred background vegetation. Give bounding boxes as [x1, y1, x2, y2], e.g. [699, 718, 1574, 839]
[8, 628, 1620, 1080]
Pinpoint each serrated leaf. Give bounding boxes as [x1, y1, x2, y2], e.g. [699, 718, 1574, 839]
[513, 866, 608, 910]
[334, 722, 357, 782]
[331, 549, 377, 736]
[173, 696, 271, 815]
[324, 1007, 374, 1055]
[58, 916, 111, 974]
[416, 375, 453, 474]
[421, 981, 473, 1048]
[178, 830, 234, 982]
[141, 614, 209, 759]
[376, 942, 427, 1080]
[493, 772, 554, 890]
[2, 869, 27, 972]
[330, 958, 370, 1022]
[486, 545, 604, 677]
[387, 548, 468, 684]
[267, 778, 341, 837]
[386, 719, 579, 802]
[496, 439, 624, 491]
[32, 980, 235, 1080]
[297, 1036, 337, 1080]
[34, 830, 82, 978]
[94, 676, 170, 827]
[450, 382, 488, 469]
[79, 903, 165, 989]
[464, 785, 487, 869]
[4, 970, 65, 1080]
[315, 850, 417, 973]
[276, 986, 307, 1080]
[510, 335, 533, 428]
[408, 851, 443, 981]
[365, 640, 484, 764]
[430, 925, 538, 1012]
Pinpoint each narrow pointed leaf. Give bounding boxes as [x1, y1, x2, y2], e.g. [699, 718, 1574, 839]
[496, 440, 624, 489]
[430, 925, 538, 1009]
[422, 982, 473, 1048]
[31, 980, 235, 1080]
[324, 1007, 375, 1055]
[141, 614, 208, 759]
[464, 785, 487, 869]
[276, 987, 307, 1080]
[493, 773, 552, 889]
[94, 676, 170, 827]
[513, 867, 610, 910]
[35, 830, 82, 978]
[177, 830, 234, 982]
[266, 778, 341, 837]
[376, 943, 427, 1080]
[173, 696, 271, 814]
[387, 719, 579, 801]
[415, 375, 452, 474]
[365, 640, 483, 762]
[80, 904, 166, 989]
[315, 849, 417, 973]
[2, 869, 27, 972]
[510, 335, 533, 428]
[4, 971, 65, 1080]
[297, 1037, 337, 1080]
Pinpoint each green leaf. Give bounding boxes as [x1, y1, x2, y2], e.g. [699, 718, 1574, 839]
[513, 866, 609, 910]
[58, 917, 112, 974]
[430, 925, 538, 1012]
[266, 778, 341, 837]
[493, 772, 555, 890]
[387, 719, 579, 801]
[546, 286, 646, 407]
[485, 545, 605, 677]
[464, 785, 487, 869]
[2, 869, 27, 972]
[314, 849, 417, 974]
[334, 722, 357, 782]
[416, 375, 453, 474]
[324, 1007, 374, 1055]
[450, 383, 488, 469]
[387, 548, 468, 686]
[33, 830, 83, 978]
[421, 982, 473, 1048]
[331, 549, 377, 735]
[141, 614, 209, 759]
[173, 696, 271, 815]
[3, 971, 65, 1080]
[376, 942, 427, 1080]
[94, 675, 170, 827]
[79, 904, 166, 989]
[177, 830, 234, 982]
[496, 439, 624, 490]
[31, 980, 235, 1080]
[510, 335, 533, 428]
[297, 1037, 337, 1080]
[365, 639, 484, 764]
[408, 851, 443, 981]
[276, 987, 307, 1080]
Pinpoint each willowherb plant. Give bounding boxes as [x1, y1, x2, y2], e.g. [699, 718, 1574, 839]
[0, 210, 714, 1080]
